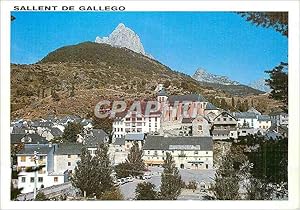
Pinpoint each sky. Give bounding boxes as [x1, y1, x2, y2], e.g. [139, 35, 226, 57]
[11, 12, 288, 84]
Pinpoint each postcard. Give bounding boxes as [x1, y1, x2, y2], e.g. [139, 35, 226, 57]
[1, 0, 299, 210]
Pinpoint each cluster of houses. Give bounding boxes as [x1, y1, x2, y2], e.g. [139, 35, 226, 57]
[11, 85, 288, 194]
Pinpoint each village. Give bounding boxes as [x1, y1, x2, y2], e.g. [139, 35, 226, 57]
[10, 84, 288, 200]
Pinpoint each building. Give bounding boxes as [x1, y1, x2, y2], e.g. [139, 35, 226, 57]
[257, 115, 272, 132]
[53, 143, 83, 176]
[142, 136, 213, 170]
[16, 144, 65, 193]
[233, 112, 259, 129]
[180, 115, 211, 137]
[269, 112, 288, 126]
[112, 102, 161, 140]
[211, 112, 238, 140]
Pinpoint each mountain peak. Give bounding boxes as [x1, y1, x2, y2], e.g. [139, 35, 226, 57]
[95, 23, 149, 57]
[192, 68, 240, 85]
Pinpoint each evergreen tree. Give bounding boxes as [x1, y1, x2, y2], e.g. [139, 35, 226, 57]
[71, 145, 113, 198]
[220, 98, 227, 110]
[11, 182, 23, 200]
[62, 122, 83, 142]
[69, 84, 75, 97]
[126, 142, 145, 176]
[238, 12, 288, 37]
[265, 62, 288, 113]
[160, 153, 182, 200]
[231, 97, 235, 108]
[209, 145, 247, 200]
[135, 182, 158, 200]
[236, 99, 243, 111]
[243, 99, 249, 111]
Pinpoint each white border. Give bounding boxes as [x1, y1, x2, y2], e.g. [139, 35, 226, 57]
[1, 1, 299, 210]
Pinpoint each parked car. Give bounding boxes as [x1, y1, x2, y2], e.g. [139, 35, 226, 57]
[127, 176, 134, 182]
[144, 173, 152, 179]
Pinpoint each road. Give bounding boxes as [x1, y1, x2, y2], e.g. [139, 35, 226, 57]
[120, 166, 215, 200]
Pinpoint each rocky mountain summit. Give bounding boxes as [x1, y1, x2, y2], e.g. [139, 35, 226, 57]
[248, 78, 271, 93]
[95, 23, 151, 57]
[192, 68, 240, 85]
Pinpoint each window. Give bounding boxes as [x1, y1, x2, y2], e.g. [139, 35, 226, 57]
[21, 156, 26, 162]
[217, 118, 220, 121]
[38, 177, 43, 182]
[223, 118, 227, 121]
[198, 125, 202, 131]
[125, 118, 130, 121]
[77, 154, 80, 158]
[21, 177, 26, 183]
[68, 162, 71, 166]
[147, 151, 150, 155]
[30, 177, 34, 183]
[54, 177, 58, 182]
[194, 151, 198, 155]
[68, 155, 71, 158]
[206, 152, 208, 154]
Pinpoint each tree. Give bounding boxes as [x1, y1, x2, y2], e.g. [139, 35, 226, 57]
[35, 192, 48, 201]
[69, 84, 75, 97]
[126, 142, 145, 176]
[209, 144, 247, 200]
[160, 153, 182, 200]
[236, 99, 243, 111]
[238, 12, 288, 37]
[220, 98, 228, 109]
[164, 80, 171, 88]
[265, 62, 288, 113]
[11, 182, 23, 200]
[51, 89, 60, 101]
[62, 122, 83, 142]
[101, 188, 124, 200]
[231, 97, 235, 108]
[115, 142, 145, 178]
[115, 162, 131, 178]
[135, 182, 158, 200]
[71, 145, 113, 198]
[92, 116, 113, 135]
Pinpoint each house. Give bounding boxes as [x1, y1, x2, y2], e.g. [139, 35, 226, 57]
[233, 112, 259, 129]
[257, 115, 272, 133]
[180, 115, 211, 137]
[237, 127, 255, 137]
[16, 144, 64, 193]
[211, 112, 238, 140]
[40, 127, 63, 141]
[269, 112, 288, 126]
[247, 107, 261, 115]
[142, 135, 213, 170]
[204, 102, 220, 122]
[53, 143, 83, 176]
[11, 133, 48, 145]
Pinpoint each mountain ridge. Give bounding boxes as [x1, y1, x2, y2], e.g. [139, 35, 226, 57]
[192, 68, 240, 86]
[11, 42, 279, 119]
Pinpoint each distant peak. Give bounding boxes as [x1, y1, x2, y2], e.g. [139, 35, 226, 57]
[193, 68, 240, 86]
